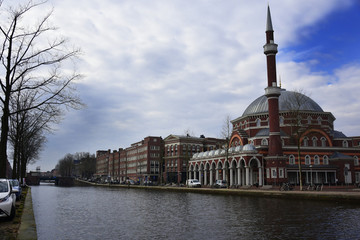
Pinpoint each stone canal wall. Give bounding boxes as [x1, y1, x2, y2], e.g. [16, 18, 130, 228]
[75, 179, 360, 204]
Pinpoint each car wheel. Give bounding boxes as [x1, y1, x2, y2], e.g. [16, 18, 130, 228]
[9, 205, 15, 220]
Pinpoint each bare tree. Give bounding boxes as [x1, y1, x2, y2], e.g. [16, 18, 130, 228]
[56, 154, 75, 177]
[283, 89, 311, 191]
[0, 1, 83, 177]
[220, 114, 232, 186]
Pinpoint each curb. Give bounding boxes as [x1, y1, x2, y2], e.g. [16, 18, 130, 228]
[17, 187, 37, 240]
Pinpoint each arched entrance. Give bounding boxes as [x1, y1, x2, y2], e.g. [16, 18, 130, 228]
[249, 158, 262, 186]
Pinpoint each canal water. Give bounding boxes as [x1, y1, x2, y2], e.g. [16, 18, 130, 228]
[31, 183, 360, 240]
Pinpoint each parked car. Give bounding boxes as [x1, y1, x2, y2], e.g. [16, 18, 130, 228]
[9, 179, 21, 200]
[214, 180, 227, 188]
[186, 179, 201, 188]
[0, 179, 16, 220]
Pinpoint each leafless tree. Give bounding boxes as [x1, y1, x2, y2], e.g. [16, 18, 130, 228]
[0, 1, 83, 177]
[283, 89, 311, 191]
[56, 154, 75, 177]
[220, 114, 232, 186]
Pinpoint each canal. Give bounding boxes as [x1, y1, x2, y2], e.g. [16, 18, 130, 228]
[31, 183, 360, 240]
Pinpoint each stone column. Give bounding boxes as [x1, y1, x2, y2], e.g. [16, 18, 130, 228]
[216, 167, 219, 180]
[237, 167, 241, 186]
[210, 168, 213, 186]
[259, 167, 263, 186]
[245, 167, 250, 186]
[230, 167, 233, 187]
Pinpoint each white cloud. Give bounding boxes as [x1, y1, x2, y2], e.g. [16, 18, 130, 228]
[11, 0, 357, 171]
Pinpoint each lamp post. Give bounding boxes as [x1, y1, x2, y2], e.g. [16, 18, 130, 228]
[310, 165, 313, 186]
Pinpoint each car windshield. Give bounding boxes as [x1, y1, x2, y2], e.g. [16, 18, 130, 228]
[0, 181, 9, 192]
[11, 180, 19, 187]
[193, 180, 199, 182]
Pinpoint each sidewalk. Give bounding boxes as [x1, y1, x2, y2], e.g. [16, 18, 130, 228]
[17, 188, 37, 240]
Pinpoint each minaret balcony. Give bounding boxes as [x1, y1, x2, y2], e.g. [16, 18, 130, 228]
[263, 43, 278, 55]
[265, 86, 281, 97]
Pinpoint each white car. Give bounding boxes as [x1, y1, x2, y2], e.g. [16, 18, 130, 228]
[186, 179, 201, 188]
[0, 179, 16, 220]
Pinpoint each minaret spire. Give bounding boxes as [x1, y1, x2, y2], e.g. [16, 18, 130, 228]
[266, 5, 273, 32]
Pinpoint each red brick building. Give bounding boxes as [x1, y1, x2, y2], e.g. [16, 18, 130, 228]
[188, 6, 360, 187]
[164, 134, 225, 184]
[95, 136, 163, 183]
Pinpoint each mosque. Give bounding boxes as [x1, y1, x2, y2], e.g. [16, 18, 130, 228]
[188, 7, 360, 188]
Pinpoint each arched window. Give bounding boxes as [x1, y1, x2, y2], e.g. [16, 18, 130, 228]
[307, 116, 312, 124]
[323, 155, 329, 165]
[261, 138, 268, 146]
[320, 137, 327, 147]
[314, 155, 320, 165]
[312, 137, 318, 147]
[256, 118, 261, 127]
[354, 156, 359, 166]
[305, 155, 311, 165]
[317, 116, 322, 125]
[279, 116, 284, 126]
[342, 140, 349, 148]
[303, 137, 309, 147]
[171, 145, 174, 156]
[289, 155, 295, 165]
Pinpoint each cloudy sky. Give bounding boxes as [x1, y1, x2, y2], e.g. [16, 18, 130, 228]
[6, 0, 359, 171]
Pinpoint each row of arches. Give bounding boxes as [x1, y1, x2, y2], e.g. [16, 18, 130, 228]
[188, 157, 263, 187]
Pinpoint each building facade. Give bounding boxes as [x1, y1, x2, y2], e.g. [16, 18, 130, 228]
[164, 134, 225, 184]
[188, 7, 360, 187]
[95, 136, 163, 183]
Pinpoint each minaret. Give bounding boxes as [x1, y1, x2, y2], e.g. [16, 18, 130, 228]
[263, 5, 282, 156]
[263, 6, 286, 185]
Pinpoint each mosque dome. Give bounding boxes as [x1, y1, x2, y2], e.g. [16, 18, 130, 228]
[242, 144, 256, 152]
[242, 89, 323, 117]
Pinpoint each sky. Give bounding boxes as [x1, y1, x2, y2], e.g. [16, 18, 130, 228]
[4, 0, 359, 172]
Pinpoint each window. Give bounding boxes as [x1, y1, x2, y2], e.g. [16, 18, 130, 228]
[303, 137, 309, 147]
[356, 172, 360, 183]
[289, 155, 295, 165]
[271, 168, 277, 178]
[354, 156, 359, 166]
[153, 138, 157, 142]
[266, 168, 270, 178]
[342, 140, 349, 148]
[261, 138, 268, 146]
[323, 155, 329, 165]
[256, 118, 261, 127]
[314, 155, 320, 165]
[279, 116, 284, 126]
[307, 116, 312, 124]
[305, 155, 311, 165]
[312, 137, 318, 147]
[317, 117, 322, 125]
[321, 137, 326, 147]
[279, 168, 284, 178]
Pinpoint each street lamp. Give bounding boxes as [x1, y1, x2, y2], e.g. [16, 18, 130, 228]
[310, 165, 313, 186]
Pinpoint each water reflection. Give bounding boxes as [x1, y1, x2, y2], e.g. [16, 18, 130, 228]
[31, 184, 360, 240]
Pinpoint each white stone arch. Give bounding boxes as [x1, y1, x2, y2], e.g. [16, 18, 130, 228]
[249, 157, 263, 186]
[236, 158, 247, 186]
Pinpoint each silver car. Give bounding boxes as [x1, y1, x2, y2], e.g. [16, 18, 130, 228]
[0, 179, 16, 220]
